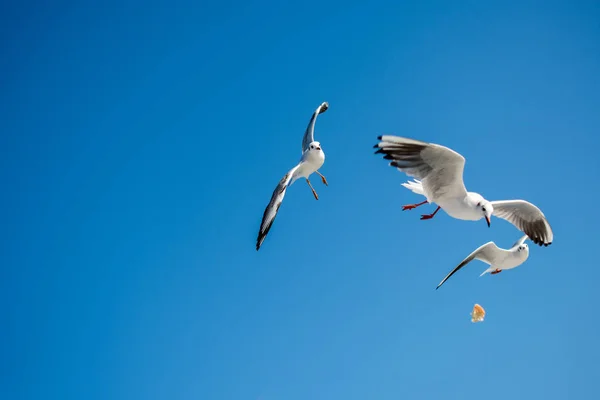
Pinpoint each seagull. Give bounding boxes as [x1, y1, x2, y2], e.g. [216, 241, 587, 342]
[256, 102, 329, 251]
[373, 135, 553, 246]
[436, 235, 530, 289]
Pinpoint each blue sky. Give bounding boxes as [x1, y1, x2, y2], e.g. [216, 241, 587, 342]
[2, 1, 599, 399]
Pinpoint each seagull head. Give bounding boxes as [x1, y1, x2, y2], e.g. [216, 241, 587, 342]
[309, 141, 322, 151]
[517, 243, 529, 253]
[476, 200, 494, 227]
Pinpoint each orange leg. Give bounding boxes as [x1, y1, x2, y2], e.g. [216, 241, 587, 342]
[306, 179, 318, 200]
[315, 171, 328, 186]
[490, 269, 502, 275]
[402, 200, 428, 211]
[420, 206, 441, 220]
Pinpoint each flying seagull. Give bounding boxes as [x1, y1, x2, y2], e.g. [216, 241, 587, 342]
[256, 102, 329, 251]
[436, 235, 530, 289]
[373, 135, 553, 246]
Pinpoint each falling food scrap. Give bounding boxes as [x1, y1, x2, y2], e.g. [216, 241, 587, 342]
[471, 304, 486, 323]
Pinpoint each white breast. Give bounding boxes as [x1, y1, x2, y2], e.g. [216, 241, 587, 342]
[438, 198, 481, 221]
[304, 149, 325, 168]
[296, 149, 325, 179]
[500, 248, 529, 270]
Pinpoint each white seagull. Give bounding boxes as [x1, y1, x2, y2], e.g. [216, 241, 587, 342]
[373, 135, 554, 247]
[436, 235, 530, 289]
[256, 102, 329, 251]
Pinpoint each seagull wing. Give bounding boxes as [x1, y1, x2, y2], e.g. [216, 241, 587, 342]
[436, 242, 501, 289]
[490, 200, 553, 247]
[374, 135, 468, 201]
[511, 234, 529, 248]
[256, 165, 300, 251]
[301, 102, 329, 152]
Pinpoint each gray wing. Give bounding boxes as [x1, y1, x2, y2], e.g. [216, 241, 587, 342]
[490, 200, 553, 247]
[436, 242, 500, 290]
[511, 234, 529, 248]
[373, 135, 468, 200]
[256, 165, 299, 251]
[301, 102, 329, 152]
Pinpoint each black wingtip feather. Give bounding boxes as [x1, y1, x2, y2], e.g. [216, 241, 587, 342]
[532, 239, 551, 247]
[377, 135, 382, 140]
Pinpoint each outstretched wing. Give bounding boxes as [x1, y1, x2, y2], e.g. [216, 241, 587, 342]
[373, 135, 468, 201]
[301, 102, 329, 152]
[511, 234, 529, 249]
[256, 165, 299, 251]
[436, 242, 501, 290]
[490, 200, 553, 247]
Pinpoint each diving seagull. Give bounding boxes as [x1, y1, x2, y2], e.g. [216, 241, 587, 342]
[436, 235, 530, 289]
[256, 102, 329, 251]
[373, 135, 553, 247]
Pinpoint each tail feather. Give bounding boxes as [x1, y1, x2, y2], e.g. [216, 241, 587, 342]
[479, 267, 493, 277]
[400, 179, 425, 196]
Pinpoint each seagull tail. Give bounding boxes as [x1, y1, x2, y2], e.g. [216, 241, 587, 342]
[479, 267, 493, 277]
[400, 179, 425, 196]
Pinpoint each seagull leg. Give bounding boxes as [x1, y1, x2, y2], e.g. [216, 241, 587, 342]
[402, 200, 428, 211]
[306, 179, 319, 200]
[315, 171, 328, 186]
[420, 206, 441, 220]
[490, 269, 502, 275]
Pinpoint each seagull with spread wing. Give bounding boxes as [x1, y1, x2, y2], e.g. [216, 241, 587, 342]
[373, 135, 554, 247]
[436, 235, 530, 289]
[256, 102, 329, 251]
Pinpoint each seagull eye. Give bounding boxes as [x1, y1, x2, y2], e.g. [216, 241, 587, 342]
[482, 207, 486, 212]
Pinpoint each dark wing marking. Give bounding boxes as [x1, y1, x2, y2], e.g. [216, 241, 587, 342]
[256, 166, 298, 251]
[373, 135, 468, 200]
[490, 200, 553, 247]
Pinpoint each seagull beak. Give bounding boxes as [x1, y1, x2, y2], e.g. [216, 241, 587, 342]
[485, 215, 491, 227]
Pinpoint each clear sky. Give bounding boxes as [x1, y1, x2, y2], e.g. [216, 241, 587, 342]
[2, 1, 599, 399]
